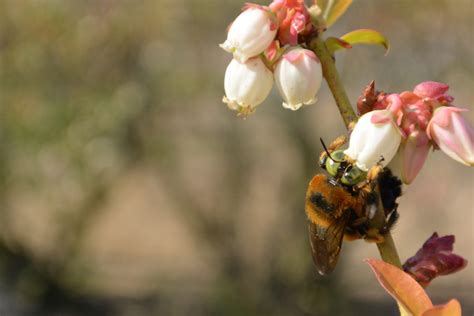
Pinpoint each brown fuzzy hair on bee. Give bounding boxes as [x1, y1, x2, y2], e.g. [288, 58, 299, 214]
[305, 169, 402, 275]
[305, 175, 363, 223]
[305, 174, 367, 275]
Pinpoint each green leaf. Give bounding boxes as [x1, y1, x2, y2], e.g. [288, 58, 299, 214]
[340, 29, 390, 54]
[422, 300, 462, 316]
[325, 37, 352, 55]
[323, 0, 353, 28]
[366, 259, 433, 315]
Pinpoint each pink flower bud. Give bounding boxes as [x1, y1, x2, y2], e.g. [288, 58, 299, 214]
[403, 232, 467, 287]
[220, 7, 277, 63]
[412, 81, 454, 106]
[401, 131, 431, 184]
[223, 58, 273, 114]
[344, 109, 402, 171]
[274, 48, 322, 110]
[413, 81, 450, 100]
[427, 107, 474, 166]
[269, 0, 313, 46]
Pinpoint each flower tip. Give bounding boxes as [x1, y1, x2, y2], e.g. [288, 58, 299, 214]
[401, 175, 413, 185]
[282, 97, 317, 111]
[222, 95, 237, 110]
[282, 102, 303, 111]
[219, 41, 235, 53]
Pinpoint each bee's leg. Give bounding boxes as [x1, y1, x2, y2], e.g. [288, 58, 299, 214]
[343, 222, 365, 241]
[363, 163, 400, 243]
[379, 206, 399, 235]
[364, 230, 385, 243]
[328, 135, 348, 151]
[358, 192, 386, 243]
[346, 215, 384, 243]
[364, 207, 399, 243]
[366, 163, 384, 189]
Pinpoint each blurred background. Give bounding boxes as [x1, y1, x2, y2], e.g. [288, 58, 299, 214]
[0, 0, 473, 315]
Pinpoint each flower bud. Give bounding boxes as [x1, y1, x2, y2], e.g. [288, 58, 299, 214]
[344, 110, 402, 171]
[427, 107, 474, 166]
[401, 131, 431, 184]
[220, 7, 277, 63]
[413, 81, 453, 104]
[223, 57, 273, 114]
[274, 48, 322, 110]
[403, 232, 467, 287]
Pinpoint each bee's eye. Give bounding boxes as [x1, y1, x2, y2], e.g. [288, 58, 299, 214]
[319, 155, 327, 168]
[325, 150, 345, 177]
[341, 166, 367, 186]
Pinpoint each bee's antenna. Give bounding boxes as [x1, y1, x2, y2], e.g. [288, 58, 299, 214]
[320, 138, 344, 163]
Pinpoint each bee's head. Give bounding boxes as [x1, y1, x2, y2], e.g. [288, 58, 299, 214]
[319, 138, 367, 186]
[325, 149, 367, 186]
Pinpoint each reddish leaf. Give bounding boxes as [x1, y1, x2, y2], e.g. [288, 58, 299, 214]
[422, 299, 462, 316]
[403, 233, 468, 287]
[366, 259, 433, 315]
[325, 37, 352, 55]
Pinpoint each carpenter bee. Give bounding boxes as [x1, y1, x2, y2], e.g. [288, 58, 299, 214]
[305, 136, 402, 275]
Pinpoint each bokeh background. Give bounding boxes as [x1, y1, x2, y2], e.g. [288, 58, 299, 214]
[0, 0, 473, 315]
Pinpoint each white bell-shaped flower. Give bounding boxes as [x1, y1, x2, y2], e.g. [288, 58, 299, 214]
[274, 48, 322, 111]
[220, 8, 277, 63]
[344, 110, 402, 171]
[223, 57, 273, 114]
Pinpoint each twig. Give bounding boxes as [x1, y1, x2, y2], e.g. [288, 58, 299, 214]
[310, 35, 402, 269]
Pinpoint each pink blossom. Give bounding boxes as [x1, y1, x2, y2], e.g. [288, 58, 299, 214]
[400, 131, 431, 184]
[373, 84, 441, 183]
[427, 106, 474, 166]
[269, 0, 313, 46]
[389, 91, 434, 183]
[413, 81, 454, 104]
[356, 81, 472, 183]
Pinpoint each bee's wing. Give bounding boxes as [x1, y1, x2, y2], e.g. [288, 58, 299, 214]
[308, 212, 350, 275]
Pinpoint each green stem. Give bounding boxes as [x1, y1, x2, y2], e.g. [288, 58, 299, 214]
[310, 36, 357, 128]
[310, 33, 403, 268]
[376, 229, 402, 267]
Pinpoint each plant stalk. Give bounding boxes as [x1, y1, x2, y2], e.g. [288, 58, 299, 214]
[310, 35, 402, 269]
[310, 36, 357, 128]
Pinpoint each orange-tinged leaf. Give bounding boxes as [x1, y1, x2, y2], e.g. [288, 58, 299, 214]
[366, 259, 433, 315]
[325, 37, 352, 55]
[422, 300, 462, 316]
[323, 0, 353, 28]
[340, 29, 390, 54]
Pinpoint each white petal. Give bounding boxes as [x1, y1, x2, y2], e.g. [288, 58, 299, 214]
[223, 58, 273, 112]
[275, 49, 322, 110]
[345, 110, 402, 171]
[223, 9, 277, 62]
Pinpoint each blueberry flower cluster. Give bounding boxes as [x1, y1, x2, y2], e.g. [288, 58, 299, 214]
[346, 81, 474, 183]
[221, 1, 322, 115]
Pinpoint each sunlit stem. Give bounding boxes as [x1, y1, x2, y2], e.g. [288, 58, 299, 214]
[310, 36, 357, 128]
[310, 34, 405, 315]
